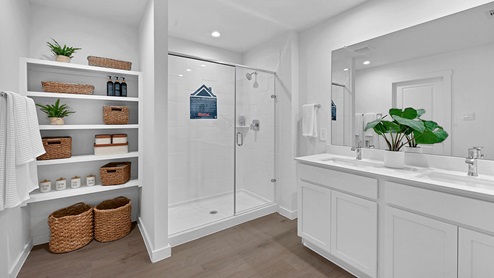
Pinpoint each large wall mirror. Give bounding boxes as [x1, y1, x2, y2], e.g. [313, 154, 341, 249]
[331, 2, 494, 159]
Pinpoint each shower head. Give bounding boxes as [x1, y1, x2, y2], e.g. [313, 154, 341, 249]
[246, 71, 257, 80]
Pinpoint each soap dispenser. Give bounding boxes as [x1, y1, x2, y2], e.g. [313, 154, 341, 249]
[121, 77, 127, 97]
[106, 76, 114, 96]
[114, 76, 121, 96]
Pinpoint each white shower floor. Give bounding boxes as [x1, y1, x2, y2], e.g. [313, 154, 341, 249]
[168, 190, 271, 235]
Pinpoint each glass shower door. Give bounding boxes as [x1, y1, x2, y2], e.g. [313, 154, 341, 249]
[235, 68, 276, 214]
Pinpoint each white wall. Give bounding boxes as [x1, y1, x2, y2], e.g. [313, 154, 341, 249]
[169, 36, 242, 64]
[298, 0, 493, 156]
[0, 0, 32, 277]
[138, 0, 170, 262]
[243, 31, 299, 219]
[28, 4, 140, 70]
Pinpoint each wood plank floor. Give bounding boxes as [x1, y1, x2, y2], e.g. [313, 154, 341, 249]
[19, 213, 354, 278]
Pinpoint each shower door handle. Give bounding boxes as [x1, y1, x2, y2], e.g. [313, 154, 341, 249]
[237, 131, 243, 146]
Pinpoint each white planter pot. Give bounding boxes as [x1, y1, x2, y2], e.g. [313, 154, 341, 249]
[56, 55, 71, 63]
[384, 150, 405, 168]
[50, 117, 64, 125]
[403, 146, 423, 153]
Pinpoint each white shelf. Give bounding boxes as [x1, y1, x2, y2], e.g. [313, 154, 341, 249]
[24, 58, 141, 76]
[37, 152, 139, 166]
[25, 179, 140, 204]
[39, 124, 139, 130]
[28, 91, 139, 102]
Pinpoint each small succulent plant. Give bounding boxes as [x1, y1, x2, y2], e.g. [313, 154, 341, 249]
[47, 38, 81, 58]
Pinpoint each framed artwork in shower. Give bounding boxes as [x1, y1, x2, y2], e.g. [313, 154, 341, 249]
[190, 84, 217, 119]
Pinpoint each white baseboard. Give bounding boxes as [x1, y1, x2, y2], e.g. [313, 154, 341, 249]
[277, 205, 297, 220]
[137, 217, 171, 263]
[9, 239, 32, 278]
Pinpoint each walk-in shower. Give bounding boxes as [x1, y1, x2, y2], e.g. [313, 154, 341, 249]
[167, 53, 277, 246]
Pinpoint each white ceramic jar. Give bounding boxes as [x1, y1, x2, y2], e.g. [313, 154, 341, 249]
[71, 176, 81, 189]
[86, 175, 96, 187]
[39, 179, 51, 193]
[55, 178, 66, 191]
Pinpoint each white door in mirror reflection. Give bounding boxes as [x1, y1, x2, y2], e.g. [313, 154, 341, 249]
[392, 73, 452, 155]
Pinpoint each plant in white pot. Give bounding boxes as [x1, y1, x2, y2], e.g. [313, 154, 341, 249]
[400, 111, 449, 153]
[365, 107, 426, 168]
[47, 38, 81, 63]
[36, 99, 75, 125]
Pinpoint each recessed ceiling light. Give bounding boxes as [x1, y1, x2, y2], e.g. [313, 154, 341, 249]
[186, 69, 192, 72]
[178, 74, 183, 77]
[363, 61, 370, 65]
[343, 68, 349, 71]
[201, 64, 206, 67]
[211, 31, 221, 38]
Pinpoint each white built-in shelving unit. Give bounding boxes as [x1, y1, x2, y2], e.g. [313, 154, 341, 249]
[20, 58, 143, 204]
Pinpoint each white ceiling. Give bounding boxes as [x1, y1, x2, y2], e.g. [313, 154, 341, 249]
[29, 0, 148, 27]
[169, 0, 369, 53]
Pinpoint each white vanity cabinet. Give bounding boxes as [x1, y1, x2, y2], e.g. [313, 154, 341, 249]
[459, 228, 494, 278]
[297, 163, 378, 278]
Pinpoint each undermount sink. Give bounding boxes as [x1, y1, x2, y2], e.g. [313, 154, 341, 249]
[321, 157, 383, 168]
[417, 172, 494, 188]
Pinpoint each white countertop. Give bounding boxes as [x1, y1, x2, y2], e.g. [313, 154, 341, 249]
[296, 153, 494, 200]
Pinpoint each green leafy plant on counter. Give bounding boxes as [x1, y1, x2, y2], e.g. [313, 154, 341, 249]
[36, 99, 75, 118]
[46, 38, 81, 58]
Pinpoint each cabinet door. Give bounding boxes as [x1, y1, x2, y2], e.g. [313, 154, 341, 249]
[331, 191, 377, 278]
[299, 181, 331, 251]
[459, 228, 494, 278]
[385, 207, 457, 278]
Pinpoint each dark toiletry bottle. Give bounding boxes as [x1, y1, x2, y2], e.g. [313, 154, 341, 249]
[106, 76, 114, 96]
[121, 77, 127, 97]
[114, 76, 121, 96]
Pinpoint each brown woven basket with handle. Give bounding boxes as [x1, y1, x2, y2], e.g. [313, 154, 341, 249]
[94, 196, 132, 242]
[99, 161, 131, 185]
[87, 56, 132, 70]
[37, 136, 72, 160]
[48, 202, 93, 253]
[42, 81, 94, 95]
[103, 106, 129, 125]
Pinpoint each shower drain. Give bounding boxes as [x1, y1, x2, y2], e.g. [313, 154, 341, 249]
[209, 210, 218, 215]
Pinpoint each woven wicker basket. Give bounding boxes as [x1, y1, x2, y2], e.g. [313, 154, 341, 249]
[94, 196, 132, 242]
[42, 81, 94, 95]
[100, 162, 131, 185]
[87, 56, 132, 70]
[48, 202, 93, 253]
[37, 137, 72, 160]
[103, 106, 129, 125]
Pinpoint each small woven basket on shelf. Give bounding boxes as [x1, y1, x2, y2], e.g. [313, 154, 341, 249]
[42, 81, 94, 95]
[37, 136, 72, 160]
[100, 161, 131, 185]
[103, 106, 129, 125]
[48, 202, 93, 253]
[87, 56, 132, 70]
[94, 196, 132, 242]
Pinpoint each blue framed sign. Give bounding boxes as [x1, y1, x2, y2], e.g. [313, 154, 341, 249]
[190, 85, 217, 119]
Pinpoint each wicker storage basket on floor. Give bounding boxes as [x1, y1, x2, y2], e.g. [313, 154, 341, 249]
[103, 106, 129, 125]
[87, 56, 132, 70]
[37, 136, 72, 160]
[42, 81, 95, 95]
[100, 162, 131, 185]
[94, 196, 132, 242]
[48, 202, 93, 253]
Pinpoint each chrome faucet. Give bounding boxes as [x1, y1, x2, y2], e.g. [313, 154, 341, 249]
[465, 146, 483, 176]
[351, 140, 363, 160]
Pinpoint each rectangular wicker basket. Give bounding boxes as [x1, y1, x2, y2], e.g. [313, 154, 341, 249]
[87, 56, 132, 70]
[37, 136, 72, 160]
[42, 81, 95, 95]
[100, 162, 131, 185]
[94, 196, 131, 242]
[103, 106, 129, 125]
[48, 202, 94, 253]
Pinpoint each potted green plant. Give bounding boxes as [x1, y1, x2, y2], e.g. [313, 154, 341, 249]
[36, 99, 75, 125]
[365, 107, 425, 168]
[403, 118, 449, 153]
[47, 38, 81, 63]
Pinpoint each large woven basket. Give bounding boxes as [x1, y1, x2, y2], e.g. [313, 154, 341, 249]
[94, 196, 132, 242]
[100, 161, 131, 185]
[48, 202, 93, 253]
[37, 137, 72, 160]
[42, 81, 94, 95]
[87, 56, 132, 70]
[103, 106, 129, 125]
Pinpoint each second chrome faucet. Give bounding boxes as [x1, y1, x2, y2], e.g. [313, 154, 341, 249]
[465, 146, 483, 176]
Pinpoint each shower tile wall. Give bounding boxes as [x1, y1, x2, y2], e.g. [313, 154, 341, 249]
[168, 55, 235, 206]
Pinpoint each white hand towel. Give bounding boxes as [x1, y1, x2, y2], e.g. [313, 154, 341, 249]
[354, 113, 364, 141]
[302, 104, 318, 137]
[364, 113, 377, 136]
[0, 93, 7, 211]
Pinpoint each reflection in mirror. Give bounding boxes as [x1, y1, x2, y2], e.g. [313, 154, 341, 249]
[331, 2, 494, 159]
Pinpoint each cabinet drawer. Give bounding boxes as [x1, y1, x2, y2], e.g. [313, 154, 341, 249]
[385, 181, 494, 233]
[298, 163, 378, 200]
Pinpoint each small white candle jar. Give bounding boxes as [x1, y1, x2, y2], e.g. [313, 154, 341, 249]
[55, 178, 66, 191]
[86, 175, 96, 187]
[71, 176, 81, 189]
[39, 179, 51, 193]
